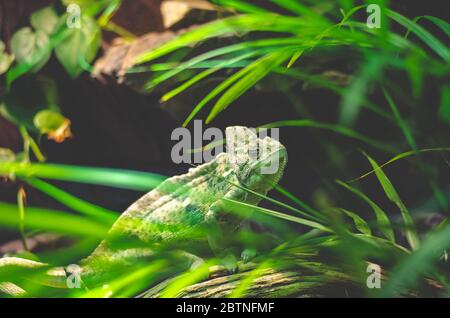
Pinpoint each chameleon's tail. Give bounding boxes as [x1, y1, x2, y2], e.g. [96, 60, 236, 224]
[0, 257, 67, 297]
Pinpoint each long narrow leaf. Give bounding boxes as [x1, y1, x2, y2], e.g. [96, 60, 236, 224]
[261, 120, 396, 153]
[0, 202, 109, 238]
[387, 9, 449, 61]
[337, 180, 394, 242]
[24, 177, 118, 225]
[206, 51, 292, 124]
[0, 162, 165, 191]
[364, 154, 420, 250]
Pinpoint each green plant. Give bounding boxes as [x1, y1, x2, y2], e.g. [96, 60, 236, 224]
[0, 0, 449, 298]
[134, 0, 448, 128]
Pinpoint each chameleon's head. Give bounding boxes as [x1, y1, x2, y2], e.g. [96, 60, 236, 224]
[225, 126, 287, 196]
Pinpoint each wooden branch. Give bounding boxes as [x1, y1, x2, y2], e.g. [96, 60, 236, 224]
[138, 259, 447, 298]
[139, 263, 359, 298]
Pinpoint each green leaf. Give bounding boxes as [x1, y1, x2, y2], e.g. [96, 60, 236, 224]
[0, 148, 16, 163]
[228, 180, 324, 223]
[142, 38, 302, 90]
[438, 85, 450, 124]
[31, 6, 59, 35]
[269, 0, 327, 19]
[382, 87, 417, 150]
[0, 77, 60, 130]
[135, 14, 320, 65]
[182, 62, 255, 127]
[10, 28, 51, 73]
[212, 0, 269, 13]
[0, 41, 14, 75]
[337, 180, 394, 242]
[0, 202, 109, 238]
[365, 154, 420, 250]
[55, 15, 100, 78]
[161, 51, 260, 102]
[206, 52, 291, 124]
[223, 198, 332, 232]
[33, 109, 73, 143]
[422, 16, 450, 37]
[24, 177, 118, 225]
[230, 260, 273, 297]
[161, 261, 214, 298]
[33, 110, 67, 133]
[0, 90, 42, 131]
[337, 208, 372, 236]
[351, 148, 450, 181]
[404, 53, 423, 98]
[261, 120, 396, 153]
[0, 162, 165, 191]
[339, 53, 386, 126]
[387, 9, 449, 61]
[383, 225, 450, 297]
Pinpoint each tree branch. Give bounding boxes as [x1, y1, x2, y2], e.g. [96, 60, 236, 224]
[139, 263, 360, 298]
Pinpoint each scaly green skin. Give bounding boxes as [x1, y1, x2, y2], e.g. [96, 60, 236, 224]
[0, 127, 287, 294]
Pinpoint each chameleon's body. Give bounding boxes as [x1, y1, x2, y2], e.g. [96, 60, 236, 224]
[0, 127, 287, 294]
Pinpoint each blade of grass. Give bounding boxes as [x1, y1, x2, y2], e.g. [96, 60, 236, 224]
[206, 51, 292, 124]
[213, 0, 269, 13]
[161, 51, 260, 102]
[230, 260, 272, 298]
[19, 127, 46, 163]
[138, 38, 306, 90]
[420, 16, 450, 37]
[261, 120, 396, 153]
[23, 177, 118, 225]
[0, 162, 165, 191]
[182, 57, 261, 127]
[223, 198, 331, 232]
[337, 180, 394, 242]
[279, 68, 395, 122]
[364, 153, 420, 250]
[382, 225, 450, 297]
[226, 180, 324, 223]
[339, 53, 387, 126]
[0, 202, 109, 238]
[160, 260, 215, 298]
[17, 187, 29, 251]
[269, 0, 328, 20]
[336, 207, 372, 236]
[272, 183, 321, 219]
[387, 9, 449, 61]
[382, 87, 417, 149]
[349, 148, 450, 182]
[135, 14, 312, 65]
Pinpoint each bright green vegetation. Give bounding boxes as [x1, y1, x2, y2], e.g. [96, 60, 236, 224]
[0, 0, 449, 298]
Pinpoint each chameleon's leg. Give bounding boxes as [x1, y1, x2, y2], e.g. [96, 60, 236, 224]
[241, 248, 257, 263]
[207, 229, 238, 274]
[235, 220, 259, 263]
[205, 198, 244, 273]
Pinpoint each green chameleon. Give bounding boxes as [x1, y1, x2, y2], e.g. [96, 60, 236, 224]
[0, 126, 287, 296]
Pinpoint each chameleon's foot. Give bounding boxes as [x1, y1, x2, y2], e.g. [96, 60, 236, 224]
[241, 248, 257, 263]
[221, 254, 238, 274]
